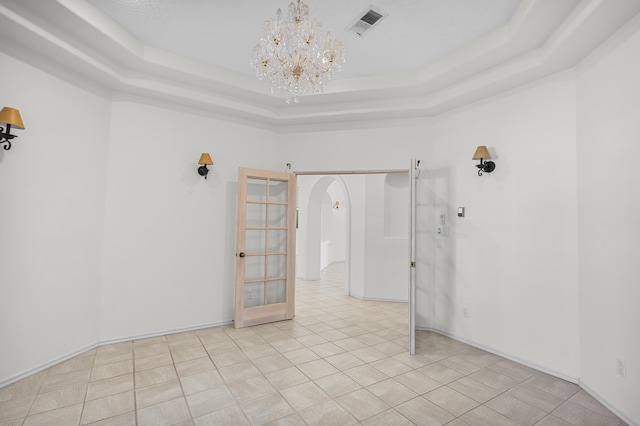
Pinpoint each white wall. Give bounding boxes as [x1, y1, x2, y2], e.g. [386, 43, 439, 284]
[0, 52, 110, 383]
[576, 16, 640, 423]
[99, 100, 281, 341]
[364, 174, 409, 302]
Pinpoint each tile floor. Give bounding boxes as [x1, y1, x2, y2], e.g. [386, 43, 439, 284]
[0, 263, 627, 425]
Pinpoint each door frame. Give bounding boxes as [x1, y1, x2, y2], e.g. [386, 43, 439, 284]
[293, 167, 416, 353]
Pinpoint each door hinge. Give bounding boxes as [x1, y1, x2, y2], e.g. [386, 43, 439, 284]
[411, 261, 416, 268]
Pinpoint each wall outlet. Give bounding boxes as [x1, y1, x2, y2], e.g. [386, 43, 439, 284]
[463, 307, 470, 318]
[617, 358, 626, 377]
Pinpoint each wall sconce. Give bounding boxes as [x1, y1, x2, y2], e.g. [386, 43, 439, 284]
[333, 201, 340, 210]
[472, 145, 495, 176]
[197, 153, 213, 179]
[0, 107, 25, 151]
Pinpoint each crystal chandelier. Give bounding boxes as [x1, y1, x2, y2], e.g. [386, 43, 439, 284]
[250, 0, 346, 103]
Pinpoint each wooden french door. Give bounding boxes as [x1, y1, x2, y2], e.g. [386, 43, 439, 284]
[234, 168, 297, 328]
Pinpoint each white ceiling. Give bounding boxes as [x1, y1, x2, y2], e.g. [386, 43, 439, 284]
[1, 0, 640, 131]
[85, 0, 522, 80]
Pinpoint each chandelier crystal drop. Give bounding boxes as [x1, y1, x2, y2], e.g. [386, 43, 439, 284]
[250, 0, 346, 104]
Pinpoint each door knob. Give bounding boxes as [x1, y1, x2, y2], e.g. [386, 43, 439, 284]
[238, 252, 245, 258]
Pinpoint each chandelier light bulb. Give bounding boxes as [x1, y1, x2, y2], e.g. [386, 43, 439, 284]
[250, 0, 346, 103]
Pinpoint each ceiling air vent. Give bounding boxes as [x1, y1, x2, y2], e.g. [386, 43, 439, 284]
[347, 7, 387, 37]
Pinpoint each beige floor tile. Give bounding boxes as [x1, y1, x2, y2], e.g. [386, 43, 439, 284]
[84, 411, 136, 425]
[469, 368, 520, 392]
[86, 375, 134, 401]
[568, 390, 622, 419]
[134, 342, 170, 359]
[449, 376, 502, 403]
[203, 339, 239, 356]
[240, 392, 295, 425]
[227, 375, 276, 402]
[343, 364, 389, 387]
[486, 393, 547, 426]
[252, 353, 293, 374]
[29, 383, 87, 415]
[460, 405, 520, 426]
[350, 347, 388, 363]
[0, 394, 34, 423]
[135, 352, 174, 372]
[440, 356, 483, 375]
[91, 360, 134, 382]
[264, 412, 307, 425]
[94, 352, 132, 368]
[367, 378, 418, 407]
[270, 338, 305, 353]
[360, 408, 414, 425]
[265, 366, 310, 391]
[488, 359, 538, 381]
[297, 359, 339, 380]
[423, 386, 479, 417]
[135, 365, 177, 388]
[307, 342, 345, 358]
[23, 403, 83, 426]
[218, 361, 261, 384]
[242, 344, 279, 360]
[135, 379, 183, 409]
[48, 354, 95, 376]
[418, 362, 465, 384]
[314, 372, 362, 398]
[210, 349, 250, 369]
[280, 381, 331, 411]
[294, 333, 328, 347]
[534, 415, 575, 426]
[396, 396, 455, 426]
[525, 374, 581, 400]
[333, 337, 368, 351]
[392, 352, 434, 369]
[41, 369, 91, 393]
[370, 357, 413, 377]
[174, 357, 215, 378]
[372, 341, 406, 356]
[324, 353, 364, 371]
[281, 348, 320, 365]
[394, 370, 442, 395]
[137, 397, 191, 426]
[336, 388, 389, 421]
[193, 405, 250, 426]
[552, 401, 623, 426]
[179, 370, 225, 395]
[0, 371, 47, 403]
[299, 399, 357, 426]
[506, 383, 565, 412]
[134, 336, 166, 347]
[80, 391, 134, 424]
[186, 386, 236, 417]
[170, 345, 208, 363]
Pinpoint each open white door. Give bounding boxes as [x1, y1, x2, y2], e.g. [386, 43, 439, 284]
[235, 167, 297, 328]
[409, 159, 417, 354]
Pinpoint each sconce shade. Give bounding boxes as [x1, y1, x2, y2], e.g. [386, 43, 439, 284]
[0, 107, 25, 129]
[198, 153, 213, 165]
[472, 145, 491, 160]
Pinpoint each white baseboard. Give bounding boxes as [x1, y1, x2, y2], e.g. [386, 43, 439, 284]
[0, 319, 232, 389]
[417, 326, 637, 426]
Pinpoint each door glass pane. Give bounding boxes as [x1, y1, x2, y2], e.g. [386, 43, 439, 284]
[244, 282, 265, 308]
[244, 256, 265, 281]
[266, 280, 286, 304]
[247, 177, 267, 202]
[246, 230, 265, 254]
[267, 254, 287, 279]
[268, 230, 287, 253]
[247, 203, 266, 228]
[268, 179, 288, 203]
[268, 204, 287, 228]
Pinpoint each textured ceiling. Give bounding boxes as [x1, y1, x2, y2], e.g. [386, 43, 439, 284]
[86, 0, 521, 80]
